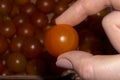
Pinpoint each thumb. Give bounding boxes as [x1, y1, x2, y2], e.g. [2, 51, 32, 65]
[56, 51, 94, 79]
[56, 51, 120, 80]
[56, 51, 92, 69]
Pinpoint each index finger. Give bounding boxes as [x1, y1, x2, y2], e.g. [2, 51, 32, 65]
[55, 0, 110, 26]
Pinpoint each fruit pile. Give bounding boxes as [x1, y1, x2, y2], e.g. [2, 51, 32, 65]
[0, 0, 117, 78]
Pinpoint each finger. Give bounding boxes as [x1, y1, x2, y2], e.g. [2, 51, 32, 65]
[56, 51, 92, 69]
[56, 51, 120, 79]
[56, 51, 94, 79]
[55, 0, 110, 26]
[102, 11, 120, 53]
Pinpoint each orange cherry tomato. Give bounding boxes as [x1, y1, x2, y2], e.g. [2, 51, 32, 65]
[44, 24, 79, 57]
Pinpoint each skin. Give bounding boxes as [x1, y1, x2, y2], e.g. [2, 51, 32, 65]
[55, 0, 120, 80]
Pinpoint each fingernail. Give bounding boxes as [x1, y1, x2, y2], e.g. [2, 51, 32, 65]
[56, 58, 73, 69]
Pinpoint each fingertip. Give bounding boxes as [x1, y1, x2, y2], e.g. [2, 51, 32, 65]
[56, 51, 92, 69]
[55, 0, 87, 26]
[56, 58, 73, 69]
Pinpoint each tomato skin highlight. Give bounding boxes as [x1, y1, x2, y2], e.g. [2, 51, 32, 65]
[44, 24, 79, 57]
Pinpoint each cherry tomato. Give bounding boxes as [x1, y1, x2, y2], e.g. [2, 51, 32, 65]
[44, 24, 79, 57]
[0, 0, 12, 15]
[17, 23, 35, 37]
[54, 2, 69, 16]
[6, 52, 27, 73]
[0, 21, 16, 38]
[21, 37, 42, 59]
[31, 12, 48, 28]
[21, 2, 36, 16]
[10, 36, 25, 52]
[12, 14, 29, 26]
[36, 0, 55, 13]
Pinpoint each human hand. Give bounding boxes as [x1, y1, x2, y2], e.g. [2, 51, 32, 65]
[55, 0, 120, 79]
